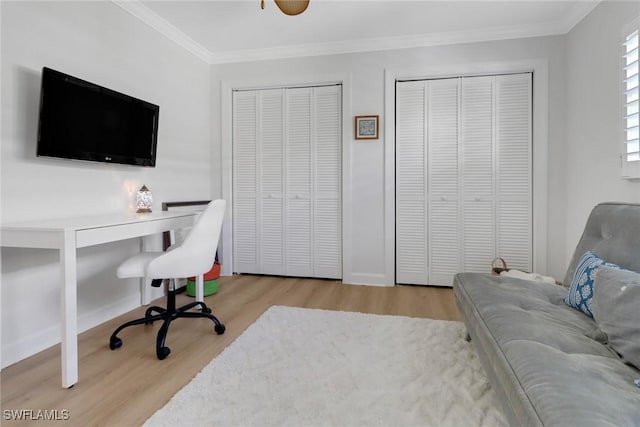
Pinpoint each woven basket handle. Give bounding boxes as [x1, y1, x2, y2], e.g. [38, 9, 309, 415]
[491, 257, 508, 275]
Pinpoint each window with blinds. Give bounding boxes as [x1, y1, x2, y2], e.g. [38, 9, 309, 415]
[622, 18, 640, 179]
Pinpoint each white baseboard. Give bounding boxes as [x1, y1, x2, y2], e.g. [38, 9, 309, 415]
[1, 294, 140, 369]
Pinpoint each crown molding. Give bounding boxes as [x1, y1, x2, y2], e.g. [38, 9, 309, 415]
[113, 0, 600, 65]
[209, 22, 566, 64]
[112, 0, 213, 64]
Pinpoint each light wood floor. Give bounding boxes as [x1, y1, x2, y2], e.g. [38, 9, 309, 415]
[1, 275, 460, 426]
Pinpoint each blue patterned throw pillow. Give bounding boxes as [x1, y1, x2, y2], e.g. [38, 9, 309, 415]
[563, 251, 621, 317]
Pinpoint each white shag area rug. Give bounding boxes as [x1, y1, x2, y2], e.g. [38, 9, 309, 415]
[144, 306, 506, 427]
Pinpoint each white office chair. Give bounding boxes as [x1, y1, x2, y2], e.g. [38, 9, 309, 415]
[109, 199, 226, 360]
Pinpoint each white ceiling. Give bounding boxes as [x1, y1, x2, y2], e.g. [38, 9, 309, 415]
[115, 0, 602, 64]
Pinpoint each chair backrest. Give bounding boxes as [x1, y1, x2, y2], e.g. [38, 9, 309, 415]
[147, 199, 226, 279]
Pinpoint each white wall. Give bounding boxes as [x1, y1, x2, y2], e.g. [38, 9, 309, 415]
[564, 0, 640, 271]
[0, 1, 211, 367]
[4, 0, 636, 368]
[211, 35, 568, 285]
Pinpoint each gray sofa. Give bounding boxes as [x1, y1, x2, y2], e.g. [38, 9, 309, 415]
[454, 203, 640, 426]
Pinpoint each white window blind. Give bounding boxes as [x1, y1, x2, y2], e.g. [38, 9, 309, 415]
[622, 18, 640, 179]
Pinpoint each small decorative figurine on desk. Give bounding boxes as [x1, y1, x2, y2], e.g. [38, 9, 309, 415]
[136, 185, 153, 213]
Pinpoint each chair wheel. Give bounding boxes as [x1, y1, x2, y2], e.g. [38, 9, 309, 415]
[157, 346, 171, 360]
[215, 324, 226, 335]
[109, 337, 122, 350]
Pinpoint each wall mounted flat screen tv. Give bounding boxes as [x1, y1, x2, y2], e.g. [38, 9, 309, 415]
[37, 67, 159, 167]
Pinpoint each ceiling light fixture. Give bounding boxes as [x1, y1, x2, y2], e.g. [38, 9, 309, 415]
[261, 0, 310, 16]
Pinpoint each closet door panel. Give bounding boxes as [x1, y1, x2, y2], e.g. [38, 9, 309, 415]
[429, 200, 461, 285]
[461, 76, 495, 273]
[233, 91, 260, 273]
[427, 79, 460, 286]
[260, 198, 284, 275]
[234, 199, 259, 273]
[286, 88, 312, 196]
[496, 74, 532, 271]
[462, 200, 494, 272]
[233, 92, 258, 196]
[314, 86, 342, 196]
[427, 79, 459, 198]
[313, 86, 342, 279]
[286, 198, 313, 276]
[259, 90, 285, 275]
[260, 90, 285, 196]
[285, 88, 313, 276]
[461, 76, 494, 198]
[314, 198, 341, 278]
[396, 81, 428, 284]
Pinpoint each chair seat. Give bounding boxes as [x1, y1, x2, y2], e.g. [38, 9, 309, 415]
[117, 252, 164, 279]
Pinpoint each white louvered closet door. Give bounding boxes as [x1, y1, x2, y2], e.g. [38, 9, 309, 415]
[396, 81, 428, 285]
[260, 89, 286, 276]
[461, 76, 495, 274]
[285, 87, 313, 277]
[313, 85, 342, 279]
[233, 90, 260, 274]
[427, 79, 461, 285]
[233, 85, 342, 279]
[495, 73, 532, 271]
[395, 73, 531, 286]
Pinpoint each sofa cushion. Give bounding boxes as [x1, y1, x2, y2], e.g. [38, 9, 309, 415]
[592, 266, 640, 370]
[501, 339, 640, 426]
[563, 251, 622, 317]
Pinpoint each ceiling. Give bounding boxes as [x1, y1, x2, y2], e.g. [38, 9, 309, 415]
[115, 0, 602, 64]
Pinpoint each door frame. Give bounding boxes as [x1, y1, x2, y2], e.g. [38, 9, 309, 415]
[220, 72, 353, 280]
[384, 59, 549, 284]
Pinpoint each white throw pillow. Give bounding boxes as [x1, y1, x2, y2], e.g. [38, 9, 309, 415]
[499, 269, 557, 285]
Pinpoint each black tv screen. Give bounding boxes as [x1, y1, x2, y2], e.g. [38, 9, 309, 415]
[37, 67, 159, 167]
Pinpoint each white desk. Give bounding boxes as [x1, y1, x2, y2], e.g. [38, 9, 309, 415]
[1, 211, 201, 388]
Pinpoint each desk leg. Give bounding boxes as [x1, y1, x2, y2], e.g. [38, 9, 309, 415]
[60, 230, 78, 388]
[140, 235, 153, 305]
